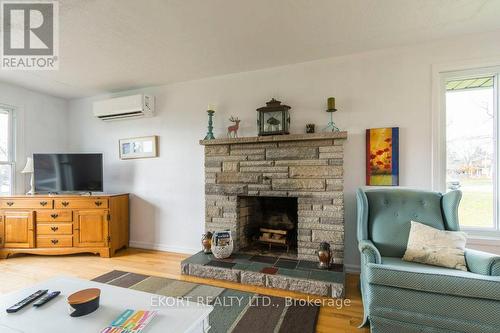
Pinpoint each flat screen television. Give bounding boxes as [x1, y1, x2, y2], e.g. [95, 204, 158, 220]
[33, 153, 103, 193]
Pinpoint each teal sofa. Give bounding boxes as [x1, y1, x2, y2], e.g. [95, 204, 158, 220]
[357, 188, 500, 333]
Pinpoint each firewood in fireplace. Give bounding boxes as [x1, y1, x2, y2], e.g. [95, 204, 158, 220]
[258, 227, 289, 251]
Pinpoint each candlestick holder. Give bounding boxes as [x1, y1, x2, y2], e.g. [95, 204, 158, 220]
[323, 108, 340, 132]
[204, 110, 216, 140]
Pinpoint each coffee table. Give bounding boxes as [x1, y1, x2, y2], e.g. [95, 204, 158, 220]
[0, 276, 213, 333]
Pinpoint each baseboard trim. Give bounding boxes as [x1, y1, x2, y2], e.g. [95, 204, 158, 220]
[344, 264, 361, 273]
[129, 241, 199, 255]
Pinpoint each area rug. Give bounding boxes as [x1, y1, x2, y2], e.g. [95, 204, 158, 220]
[92, 270, 319, 333]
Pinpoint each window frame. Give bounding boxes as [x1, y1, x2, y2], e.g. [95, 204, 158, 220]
[0, 105, 16, 195]
[433, 65, 500, 236]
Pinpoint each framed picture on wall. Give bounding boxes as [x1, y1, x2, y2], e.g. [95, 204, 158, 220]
[366, 127, 399, 186]
[119, 136, 159, 159]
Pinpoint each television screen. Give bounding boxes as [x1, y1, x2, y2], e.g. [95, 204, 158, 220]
[33, 153, 103, 193]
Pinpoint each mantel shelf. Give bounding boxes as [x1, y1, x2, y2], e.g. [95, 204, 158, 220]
[199, 131, 348, 146]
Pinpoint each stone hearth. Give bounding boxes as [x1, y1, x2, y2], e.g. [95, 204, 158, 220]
[181, 252, 345, 297]
[201, 132, 347, 263]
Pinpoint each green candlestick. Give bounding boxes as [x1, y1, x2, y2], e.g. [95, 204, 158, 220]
[324, 109, 340, 132]
[204, 110, 215, 140]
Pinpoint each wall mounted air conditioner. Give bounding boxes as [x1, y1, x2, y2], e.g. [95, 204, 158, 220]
[93, 94, 155, 121]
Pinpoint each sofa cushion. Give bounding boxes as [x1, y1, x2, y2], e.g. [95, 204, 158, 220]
[369, 287, 500, 333]
[365, 190, 446, 257]
[366, 257, 500, 301]
[403, 221, 467, 271]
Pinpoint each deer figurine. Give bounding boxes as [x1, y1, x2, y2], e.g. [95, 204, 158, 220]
[227, 116, 241, 138]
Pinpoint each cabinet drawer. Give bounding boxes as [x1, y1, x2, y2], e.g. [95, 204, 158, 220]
[36, 235, 73, 247]
[37, 223, 73, 235]
[1, 199, 53, 209]
[54, 199, 108, 209]
[36, 210, 73, 222]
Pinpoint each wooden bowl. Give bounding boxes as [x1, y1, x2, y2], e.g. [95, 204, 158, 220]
[67, 288, 101, 317]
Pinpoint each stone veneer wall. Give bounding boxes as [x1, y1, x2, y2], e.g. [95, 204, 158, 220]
[201, 132, 348, 263]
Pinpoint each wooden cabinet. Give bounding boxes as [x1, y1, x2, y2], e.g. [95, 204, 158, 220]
[74, 210, 109, 247]
[2, 211, 34, 248]
[0, 194, 128, 259]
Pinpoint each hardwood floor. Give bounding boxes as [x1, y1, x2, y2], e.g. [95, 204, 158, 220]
[0, 248, 369, 333]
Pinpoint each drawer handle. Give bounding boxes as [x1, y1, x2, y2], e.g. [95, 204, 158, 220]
[50, 213, 59, 219]
[39, 201, 48, 207]
[61, 201, 69, 207]
[95, 201, 103, 207]
[6, 202, 14, 206]
[51, 239, 59, 245]
[51, 226, 59, 232]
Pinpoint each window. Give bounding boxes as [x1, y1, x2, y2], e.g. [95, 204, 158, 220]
[443, 69, 499, 232]
[0, 107, 14, 195]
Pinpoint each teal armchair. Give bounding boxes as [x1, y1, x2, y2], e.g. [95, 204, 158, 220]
[357, 188, 500, 333]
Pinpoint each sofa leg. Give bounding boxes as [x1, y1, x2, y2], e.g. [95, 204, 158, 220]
[358, 314, 370, 328]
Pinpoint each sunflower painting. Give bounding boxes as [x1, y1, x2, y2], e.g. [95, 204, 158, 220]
[366, 127, 399, 186]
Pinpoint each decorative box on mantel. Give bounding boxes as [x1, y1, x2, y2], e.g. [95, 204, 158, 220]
[199, 132, 348, 264]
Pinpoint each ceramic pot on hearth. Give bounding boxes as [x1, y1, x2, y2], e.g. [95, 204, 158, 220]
[201, 232, 213, 254]
[317, 242, 332, 269]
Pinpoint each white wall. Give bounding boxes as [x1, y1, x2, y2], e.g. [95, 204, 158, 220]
[0, 82, 69, 194]
[68, 30, 500, 270]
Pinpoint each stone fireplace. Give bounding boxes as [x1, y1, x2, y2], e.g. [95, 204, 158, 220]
[181, 132, 348, 297]
[202, 132, 347, 263]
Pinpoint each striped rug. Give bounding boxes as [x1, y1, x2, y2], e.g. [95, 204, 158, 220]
[92, 270, 319, 333]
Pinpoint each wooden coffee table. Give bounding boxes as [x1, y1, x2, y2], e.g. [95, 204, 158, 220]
[0, 276, 212, 333]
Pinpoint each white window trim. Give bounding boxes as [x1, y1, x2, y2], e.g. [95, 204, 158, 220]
[0, 104, 16, 195]
[432, 59, 500, 240]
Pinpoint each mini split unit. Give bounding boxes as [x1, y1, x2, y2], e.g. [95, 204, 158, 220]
[93, 94, 155, 121]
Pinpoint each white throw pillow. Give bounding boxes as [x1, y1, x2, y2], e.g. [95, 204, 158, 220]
[402, 221, 467, 271]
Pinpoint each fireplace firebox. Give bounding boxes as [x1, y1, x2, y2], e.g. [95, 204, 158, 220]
[238, 196, 298, 253]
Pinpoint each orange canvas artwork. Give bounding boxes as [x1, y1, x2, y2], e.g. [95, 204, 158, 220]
[366, 127, 399, 186]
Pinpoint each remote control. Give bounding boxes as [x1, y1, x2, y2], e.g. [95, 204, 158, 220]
[33, 291, 60, 307]
[6, 290, 48, 313]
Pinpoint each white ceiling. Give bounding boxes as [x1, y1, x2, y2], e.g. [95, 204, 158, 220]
[2, 0, 500, 99]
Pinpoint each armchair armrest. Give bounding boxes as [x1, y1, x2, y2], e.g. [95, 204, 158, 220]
[465, 248, 500, 276]
[359, 239, 382, 265]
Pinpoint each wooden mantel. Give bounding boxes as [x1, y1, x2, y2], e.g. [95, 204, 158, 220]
[199, 131, 348, 146]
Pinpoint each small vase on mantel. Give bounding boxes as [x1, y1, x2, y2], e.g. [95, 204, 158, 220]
[317, 242, 332, 269]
